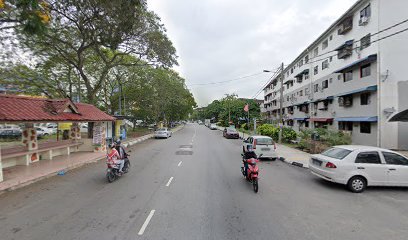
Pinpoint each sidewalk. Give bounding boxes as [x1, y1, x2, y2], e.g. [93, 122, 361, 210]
[0, 151, 105, 193]
[276, 144, 311, 168]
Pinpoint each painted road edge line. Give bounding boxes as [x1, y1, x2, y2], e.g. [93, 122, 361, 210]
[138, 210, 155, 236]
[178, 161, 182, 167]
[166, 177, 174, 187]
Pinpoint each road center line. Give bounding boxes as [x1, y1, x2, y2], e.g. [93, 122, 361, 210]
[166, 177, 174, 187]
[178, 161, 182, 167]
[138, 210, 155, 236]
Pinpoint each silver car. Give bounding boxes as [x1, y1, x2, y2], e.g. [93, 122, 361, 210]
[154, 128, 172, 139]
[243, 135, 278, 160]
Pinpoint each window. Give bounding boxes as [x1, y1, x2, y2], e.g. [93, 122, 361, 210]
[360, 122, 371, 133]
[321, 147, 352, 160]
[287, 96, 289, 101]
[314, 84, 319, 93]
[305, 88, 309, 95]
[339, 122, 353, 131]
[338, 17, 353, 35]
[299, 90, 303, 96]
[329, 35, 333, 41]
[338, 75, 342, 81]
[329, 78, 333, 83]
[322, 39, 328, 50]
[287, 71, 289, 77]
[305, 55, 309, 63]
[360, 4, 371, 19]
[299, 59, 303, 67]
[291, 68, 294, 74]
[360, 34, 371, 50]
[329, 56, 333, 62]
[383, 152, 408, 166]
[314, 66, 318, 75]
[355, 151, 381, 164]
[313, 47, 319, 57]
[360, 93, 370, 105]
[304, 74, 309, 80]
[361, 64, 371, 77]
[344, 70, 353, 82]
[322, 80, 329, 89]
[322, 60, 329, 70]
[339, 96, 353, 107]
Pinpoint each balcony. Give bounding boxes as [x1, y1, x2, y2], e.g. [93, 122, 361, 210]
[337, 16, 353, 35]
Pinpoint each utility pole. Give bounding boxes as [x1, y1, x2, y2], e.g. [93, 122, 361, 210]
[279, 62, 284, 144]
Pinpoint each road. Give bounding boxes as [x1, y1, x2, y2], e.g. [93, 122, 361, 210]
[1, 124, 408, 240]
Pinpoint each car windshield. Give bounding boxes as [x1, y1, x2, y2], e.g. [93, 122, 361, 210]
[256, 138, 273, 145]
[321, 148, 352, 160]
[227, 129, 237, 133]
[157, 128, 167, 131]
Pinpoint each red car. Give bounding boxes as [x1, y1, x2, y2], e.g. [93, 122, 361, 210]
[223, 128, 239, 139]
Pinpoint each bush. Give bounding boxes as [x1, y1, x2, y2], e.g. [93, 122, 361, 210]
[282, 127, 297, 142]
[257, 124, 279, 141]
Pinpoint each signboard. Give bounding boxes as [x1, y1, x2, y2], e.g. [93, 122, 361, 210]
[93, 125, 102, 145]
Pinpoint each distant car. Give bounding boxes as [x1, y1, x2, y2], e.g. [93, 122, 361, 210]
[36, 127, 52, 137]
[80, 123, 88, 133]
[0, 129, 22, 139]
[243, 136, 278, 160]
[223, 128, 239, 139]
[148, 123, 157, 130]
[309, 145, 408, 193]
[209, 124, 217, 130]
[46, 123, 58, 134]
[154, 128, 172, 139]
[198, 121, 204, 125]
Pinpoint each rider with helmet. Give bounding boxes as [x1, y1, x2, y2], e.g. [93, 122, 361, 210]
[115, 140, 128, 160]
[108, 142, 124, 174]
[243, 145, 257, 177]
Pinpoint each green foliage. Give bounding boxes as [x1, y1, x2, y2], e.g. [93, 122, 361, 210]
[296, 128, 352, 152]
[257, 124, 279, 141]
[282, 127, 297, 142]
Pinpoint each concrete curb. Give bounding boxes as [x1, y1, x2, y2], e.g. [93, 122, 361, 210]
[279, 157, 309, 169]
[0, 154, 105, 195]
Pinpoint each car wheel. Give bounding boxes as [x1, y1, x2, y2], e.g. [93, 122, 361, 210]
[347, 176, 366, 193]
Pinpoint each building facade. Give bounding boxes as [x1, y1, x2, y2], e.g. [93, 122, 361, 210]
[263, 0, 408, 150]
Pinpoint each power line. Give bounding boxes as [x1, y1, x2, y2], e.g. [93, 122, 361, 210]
[187, 72, 264, 87]
[294, 17, 408, 65]
[251, 67, 282, 99]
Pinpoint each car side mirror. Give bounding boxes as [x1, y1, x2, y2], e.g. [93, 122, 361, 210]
[259, 154, 263, 157]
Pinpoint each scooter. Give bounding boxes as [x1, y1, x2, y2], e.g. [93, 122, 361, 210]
[241, 153, 262, 193]
[106, 153, 131, 183]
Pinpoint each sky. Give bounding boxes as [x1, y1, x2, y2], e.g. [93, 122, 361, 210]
[148, 0, 358, 107]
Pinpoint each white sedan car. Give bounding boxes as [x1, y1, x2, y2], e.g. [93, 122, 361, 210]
[154, 128, 172, 139]
[309, 145, 408, 193]
[242, 135, 278, 160]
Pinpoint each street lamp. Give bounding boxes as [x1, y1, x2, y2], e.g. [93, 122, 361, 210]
[263, 63, 285, 144]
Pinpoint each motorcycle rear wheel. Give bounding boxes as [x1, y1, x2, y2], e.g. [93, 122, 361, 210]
[253, 179, 258, 193]
[123, 161, 130, 173]
[107, 171, 116, 183]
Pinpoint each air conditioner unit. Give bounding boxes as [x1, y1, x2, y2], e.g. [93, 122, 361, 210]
[359, 16, 369, 26]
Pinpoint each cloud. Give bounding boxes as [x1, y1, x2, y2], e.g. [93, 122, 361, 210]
[148, 0, 357, 106]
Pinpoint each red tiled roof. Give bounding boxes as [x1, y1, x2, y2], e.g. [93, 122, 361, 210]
[0, 95, 115, 122]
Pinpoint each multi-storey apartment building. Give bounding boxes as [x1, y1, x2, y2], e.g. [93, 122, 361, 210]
[263, 0, 408, 150]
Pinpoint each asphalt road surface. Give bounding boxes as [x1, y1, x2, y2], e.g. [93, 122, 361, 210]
[1, 124, 408, 240]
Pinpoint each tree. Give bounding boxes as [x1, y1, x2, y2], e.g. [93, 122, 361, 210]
[1, 0, 178, 104]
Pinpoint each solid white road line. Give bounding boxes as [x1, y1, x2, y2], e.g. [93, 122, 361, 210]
[177, 161, 182, 167]
[166, 177, 174, 187]
[138, 210, 155, 236]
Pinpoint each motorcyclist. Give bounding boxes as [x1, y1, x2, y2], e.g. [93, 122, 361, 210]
[115, 140, 128, 160]
[108, 142, 124, 174]
[243, 145, 257, 178]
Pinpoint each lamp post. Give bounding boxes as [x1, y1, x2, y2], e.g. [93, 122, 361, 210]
[263, 63, 284, 143]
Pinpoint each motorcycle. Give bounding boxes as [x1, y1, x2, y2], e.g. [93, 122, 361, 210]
[106, 153, 131, 183]
[241, 153, 262, 193]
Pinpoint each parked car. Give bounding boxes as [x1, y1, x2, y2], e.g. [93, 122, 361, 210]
[223, 128, 239, 139]
[209, 124, 217, 130]
[154, 128, 172, 139]
[309, 145, 408, 193]
[36, 127, 52, 137]
[0, 129, 22, 139]
[242, 136, 278, 160]
[46, 123, 58, 134]
[80, 123, 88, 133]
[148, 123, 157, 130]
[198, 120, 203, 125]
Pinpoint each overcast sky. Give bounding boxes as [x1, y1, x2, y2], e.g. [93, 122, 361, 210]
[148, 0, 357, 107]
